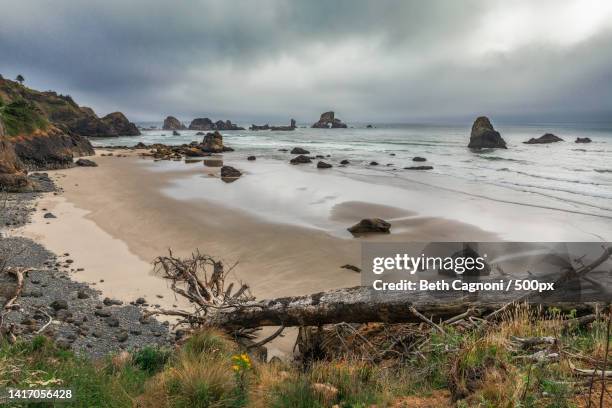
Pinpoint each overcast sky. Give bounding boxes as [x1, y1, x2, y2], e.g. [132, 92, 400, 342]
[1, 0, 612, 124]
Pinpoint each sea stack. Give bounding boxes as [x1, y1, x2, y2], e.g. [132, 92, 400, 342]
[523, 133, 563, 144]
[163, 116, 186, 130]
[312, 111, 347, 128]
[467, 116, 507, 149]
[189, 118, 244, 131]
[101, 112, 141, 136]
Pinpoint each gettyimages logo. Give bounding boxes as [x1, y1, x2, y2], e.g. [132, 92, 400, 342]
[371, 244, 489, 276]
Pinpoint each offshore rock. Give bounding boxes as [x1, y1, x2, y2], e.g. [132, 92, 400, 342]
[468, 116, 507, 149]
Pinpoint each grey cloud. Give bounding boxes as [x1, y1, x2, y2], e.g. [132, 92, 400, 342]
[0, 0, 611, 123]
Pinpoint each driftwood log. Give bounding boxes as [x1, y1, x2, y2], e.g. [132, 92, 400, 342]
[151, 247, 611, 333]
[208, 286, 602, 330]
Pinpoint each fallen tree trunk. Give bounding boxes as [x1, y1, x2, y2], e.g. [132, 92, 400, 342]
[208, 286, 603, 329]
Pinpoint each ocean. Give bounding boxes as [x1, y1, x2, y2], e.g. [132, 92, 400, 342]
[91, 122, 612, 220]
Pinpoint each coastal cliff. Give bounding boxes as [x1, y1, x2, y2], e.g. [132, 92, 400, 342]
[0, 78, 97, 190]
[0, 77, 139, 137]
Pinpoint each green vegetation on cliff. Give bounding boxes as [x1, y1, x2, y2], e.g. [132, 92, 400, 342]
[0, 76, 139, 137]
[0, 99, 49, 138]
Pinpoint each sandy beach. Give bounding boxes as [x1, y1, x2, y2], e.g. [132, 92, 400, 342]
[9, 148, 611, 356]
[13, 147, 611, 301]
[12, 150, 500, 301]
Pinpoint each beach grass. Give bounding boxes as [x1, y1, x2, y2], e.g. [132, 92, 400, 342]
[0, 311, 610, 407]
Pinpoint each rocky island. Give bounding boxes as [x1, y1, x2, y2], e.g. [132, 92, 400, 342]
[311, 111, 347, 128]
[467, 116, 507, 149]
[188, 118, 244, 131]
[162, 115, 186, 130]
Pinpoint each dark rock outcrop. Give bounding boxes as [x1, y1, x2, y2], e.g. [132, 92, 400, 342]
[101, 112, 141, 136]
[290, 155, 312, 165]
[317, 161, 332, 169]
[347, 218, 391, 235]
[247, 156, 256, 161]
[172, 130, 180, 136]
[340, 159, 350, 165]
[524, 133, 563, 144]
[575, 137, 592, 143]
[413, 157, 427, 162]
[220, 165, 242, 178]
[251, 119, 296, 131]
[312, 111, 347, 128]
[468, 117, 507, 149]
[0, 136, 31, 192]
[200, 131, 234, 153]
[291, 147, 310, 155]
[341, 264, 362, 273]
[189, 118, 244, 131]
[271, 119, 297, 131]
[404, 166, 433, 170]
[189, 117, 214, 130]
[75, 158, 97, 167]
[162, 116, 186, 130]
[12, 127, 94, 170]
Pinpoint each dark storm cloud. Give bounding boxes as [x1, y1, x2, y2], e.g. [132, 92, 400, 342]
[1, 0, 611, 123]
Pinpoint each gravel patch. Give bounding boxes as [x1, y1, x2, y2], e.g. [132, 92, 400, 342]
[1, 175, 173, 358]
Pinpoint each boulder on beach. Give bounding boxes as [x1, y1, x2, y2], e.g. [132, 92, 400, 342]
[575, 137, 592, 143]
[369, 161, 379, 166]
[340, 159, 350, 165]
[317, 161, 332, 169]
[200, 131, 229, 153]
[413, 157, 427, 162]
[75, 158, 98, 167]
[182, 147, 208, 157]
[290, 155, 312, 165]
[162, 116, 186, 130]
[468, 116, 507, 149]
[524, 133, 563, 144]
[247, 156, 256, 161]
[220, 165, 242, 178]
[312, 111, 347, 128]
[291, 147, 310, 154]
[347, 218, 391, 235]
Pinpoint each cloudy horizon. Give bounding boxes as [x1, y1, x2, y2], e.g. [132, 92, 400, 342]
[1, 0, 612, 124]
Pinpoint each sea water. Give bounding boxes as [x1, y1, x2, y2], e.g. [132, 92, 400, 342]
[91, 122, 612, 220]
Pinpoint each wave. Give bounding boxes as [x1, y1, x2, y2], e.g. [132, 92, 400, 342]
[477, 156, 528, 163]
[594, 169, 612, 173]
[500, 169, 612, 186]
